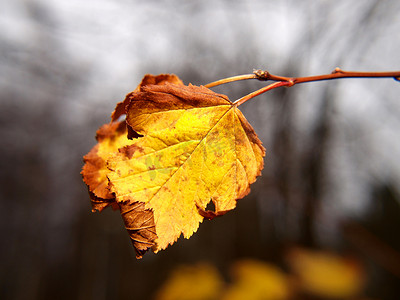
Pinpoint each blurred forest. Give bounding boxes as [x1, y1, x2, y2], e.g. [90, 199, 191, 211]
[1, 0, 400, 299]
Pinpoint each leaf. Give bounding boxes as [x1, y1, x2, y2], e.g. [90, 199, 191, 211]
[286, 248, 365, 299]
[108, 83, 265, 252]
[153, 263, 224, 300]
[82, 74, 265, 257]
[154, 260, 290, 300]
[222, 259, 290, 300]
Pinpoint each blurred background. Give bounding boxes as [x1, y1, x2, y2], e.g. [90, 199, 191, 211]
[1, 0, 400, 299]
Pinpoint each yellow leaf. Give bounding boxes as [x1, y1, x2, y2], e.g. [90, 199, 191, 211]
[221, 259, 290, 300]
[82, 74, 265, 257]
[107, 83, 265, 251]
[154, 263, 224, 300]
[287, 248, 365, 299]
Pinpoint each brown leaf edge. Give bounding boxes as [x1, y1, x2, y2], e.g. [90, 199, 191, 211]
[82, 121, 159, 257]
[88, 191, 118, 212]
[196, 203, 229, 220]
[82, 143, 115, 212]
[111, 74, 184, 122]
[81, 121, 127, 211]
[119, 201, 157, 259]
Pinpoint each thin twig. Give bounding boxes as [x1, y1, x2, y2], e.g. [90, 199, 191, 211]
[205, 68, 400, 106]
[256, 68, 400, 85]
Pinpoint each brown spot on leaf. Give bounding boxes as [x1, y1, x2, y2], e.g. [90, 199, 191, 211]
[118, 144, 144, 159]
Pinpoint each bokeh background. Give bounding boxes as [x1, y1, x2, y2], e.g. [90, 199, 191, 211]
[1, 0, 400, 299]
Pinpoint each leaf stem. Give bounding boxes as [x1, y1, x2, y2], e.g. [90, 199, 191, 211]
[204, 74, 257, 88]
[233, 81, 293, 106]
[206, 68, 400, 106]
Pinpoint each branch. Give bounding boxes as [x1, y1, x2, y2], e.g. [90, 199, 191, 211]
[254, 68, 400, 85]
[204, 68, 400, 106]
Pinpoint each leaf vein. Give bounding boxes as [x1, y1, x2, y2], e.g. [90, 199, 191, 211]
[146, 106, 235, 205]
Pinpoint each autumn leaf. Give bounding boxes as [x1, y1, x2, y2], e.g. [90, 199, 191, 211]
[108, 82, 265, 251]
[287, 248, 365, 299]
[154, 259, 290, 300]
[154, 263, 224, 300]
[222, 259, 290, 300]
[82, 74, 265, 257]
